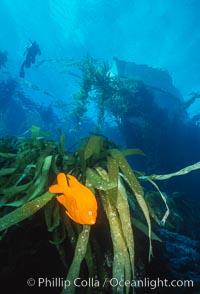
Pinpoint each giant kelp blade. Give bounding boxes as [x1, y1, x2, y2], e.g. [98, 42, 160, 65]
[106, 156, 119, 206]
[99, 190, 133, 294]
[86, 167, 117, 190]
[62, 225, 91, 294]
[122, 148, 145, 157]
[83, 135, 103, 160]
[0, 182, 31, 207]
[0, 192, 54, 232]
[50, 224, 66, 246]
[3, 154, 53, 208]
[95, 164, 135, 286]
[142, 161, 200, 181]
[28, 125, 51, 138]
[137, 162, 200, 225]
[29, 125, 41, 137]
[0, 152, 16, 158]
[142, 176, 170, 225]
[31, 146, 56, 182]
[44, 198, 60, 232]
[107, 156, 118, 187]
[84, 242, 94, 283]
[131, 217, 162, 242]
[59, 129, 66, 155]
[110, 149, 152, 261]
[87, 163, 135, 292]
[0, 167, 17, 176]
[117, 177, 135, 280]
[27, 155, 53, 201]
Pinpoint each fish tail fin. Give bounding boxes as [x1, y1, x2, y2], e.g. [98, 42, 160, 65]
[57, 173, 68, 189]
[49, 173, 68, 193]
[49, 184, 63, 193]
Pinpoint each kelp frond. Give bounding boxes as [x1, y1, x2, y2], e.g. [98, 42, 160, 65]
[0, 134, 199, 293]
[139, 161, 200, 181]
[0, 192, 54, 231]
[109, 149, 152, 261]
[62, 225, 91, 294]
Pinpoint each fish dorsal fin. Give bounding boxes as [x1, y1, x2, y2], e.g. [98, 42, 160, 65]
[66, 175, 79, 187]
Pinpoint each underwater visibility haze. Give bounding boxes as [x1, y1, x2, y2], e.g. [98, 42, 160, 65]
[0, 1, 200, 293]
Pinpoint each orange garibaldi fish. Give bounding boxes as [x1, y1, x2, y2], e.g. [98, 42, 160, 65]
[49, 173, 97, 225]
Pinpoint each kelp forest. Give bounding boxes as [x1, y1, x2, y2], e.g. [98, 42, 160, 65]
[0, 53, 200, 294]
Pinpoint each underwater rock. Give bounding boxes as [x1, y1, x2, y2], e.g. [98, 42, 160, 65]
[159, 229, 200, 291]
[141, 228, 200, 294]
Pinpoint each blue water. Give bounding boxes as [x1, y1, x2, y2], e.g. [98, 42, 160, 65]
[0, 1, 199, 103]
[1, 0, 200, 103]
[1, 0, 200, 195]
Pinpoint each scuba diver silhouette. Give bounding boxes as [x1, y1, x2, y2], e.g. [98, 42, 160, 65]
[20, 41, 41, 78]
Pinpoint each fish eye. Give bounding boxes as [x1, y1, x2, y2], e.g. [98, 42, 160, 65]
[88, 211, 93, 216]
